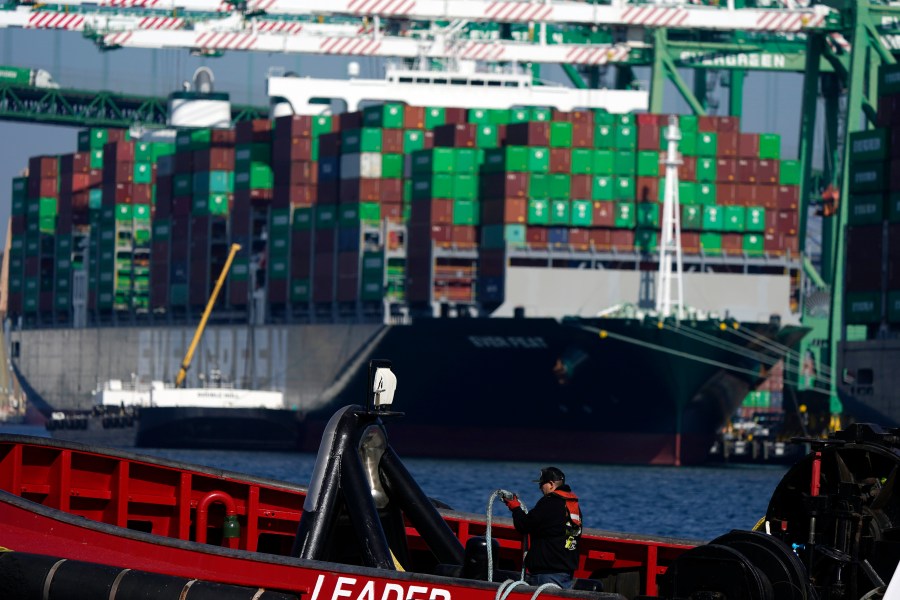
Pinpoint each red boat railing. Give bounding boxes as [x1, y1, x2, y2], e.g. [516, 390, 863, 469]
[0, 436, 695, 596]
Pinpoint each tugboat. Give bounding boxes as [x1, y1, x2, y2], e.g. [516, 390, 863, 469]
[1, 360, 899, 599]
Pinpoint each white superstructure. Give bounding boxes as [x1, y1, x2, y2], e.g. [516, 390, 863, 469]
[93, 375, 285, 409]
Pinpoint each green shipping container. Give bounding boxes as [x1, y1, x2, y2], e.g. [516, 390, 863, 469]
[635, 229, 658, 252]
[404, 130, 426, 153]
[697, 132, 717, 157]
[424, 107, 446, 129]
[571, 200, 593, 226]
[528, 199, 550, 224]
[703, 205, 724, 230]
[636, 151, 659, 177]
[780, 160, 801, 185]
[746, 207, 766, 231]
[759, 134, 781, 159]
[412, 174, 454, 199]
[849, 193, 885, 225]
[467, 108, 490, 124]
[614, 151, 636, 176]
[487, 109, 510, 125]
[134, 162, 153, 184]
[615, 125, 637, 150]
[476, 125, 499, 148]
[293, 207, 314, 230]
[549, 174, 570, 200]
[846, 291, 882, 324]
[453, 199, 478, 225]
[849, 161, 886, 193]
[592, 176, 614, 201]
[700, 232, 722, 254]
[363, 103, 405, 128]
[614, 202, 636, 228]
[887, 290, 900, 323]
[888, 193, 900, 222]
[743, 233, 764, 255]
[594, 124, 615, 149]
[549, 200, 570, 225]
[571, 149, 593, 175]
[342, 128, 383, 153]
[412, 148, 456, 174]
[723, 206, 746, 232]
[481, 223, 526, 248]
[549, 122, 573, 147]
[682, 204, 702, 229]
[696, 158, 717, 183]
[529, 173, 549, 199]
[593, 150, 614, 175]
[614, 176, 635, 201]
[194, 170, 234, 195]
[235, 164, 273, 190]
[637, 202, 659, 227]
[454, 148, 480, 174]
[695, 182, 716, 205]
[382, 154, 403, 179]
[454, 174, 478, 200]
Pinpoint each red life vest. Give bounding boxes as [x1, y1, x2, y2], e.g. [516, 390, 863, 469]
[550, 489, 583, 545]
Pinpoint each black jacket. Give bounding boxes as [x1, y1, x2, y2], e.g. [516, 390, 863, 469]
[510, 486, 580, 575]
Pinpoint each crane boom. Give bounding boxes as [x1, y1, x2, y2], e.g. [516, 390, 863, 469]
[174, 243, 242, 389]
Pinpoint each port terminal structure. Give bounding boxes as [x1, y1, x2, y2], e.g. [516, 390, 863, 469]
[0, 0, 895, 426]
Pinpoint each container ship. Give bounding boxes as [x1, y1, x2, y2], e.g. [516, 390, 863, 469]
[2, 69, 807, 464]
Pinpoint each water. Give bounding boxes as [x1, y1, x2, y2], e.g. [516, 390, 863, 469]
[0, 423, 789, 542]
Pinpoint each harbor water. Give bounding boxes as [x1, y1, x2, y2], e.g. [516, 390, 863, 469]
[0, 423, 789, 542]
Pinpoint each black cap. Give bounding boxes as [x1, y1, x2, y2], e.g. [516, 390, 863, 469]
[533, 467, 565, 485]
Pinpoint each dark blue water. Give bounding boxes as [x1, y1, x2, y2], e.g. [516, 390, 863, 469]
[0, 424, 788, 542]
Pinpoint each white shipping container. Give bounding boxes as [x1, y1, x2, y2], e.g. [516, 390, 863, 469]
[340, 153, 382, 180]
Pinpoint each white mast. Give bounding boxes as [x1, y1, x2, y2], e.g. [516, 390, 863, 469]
[656, 115, 685, 321]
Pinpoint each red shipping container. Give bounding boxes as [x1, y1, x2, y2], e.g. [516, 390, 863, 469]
[235, 119, 271, 144]
[549, 148, 571, 173]
[339, 178, 380, 203]
[193, 148, 234, 172]
[570, 175, 591, 199]
[776, 185, 799, 210]
[734, 184, 757, 206]
[506, 122, 549, 146]
[60, 152, 91, 174]
[339, 111, 363, 131]
[636, 114, 662, 127]
[380, 179, 403, 203]
[381, 201, 403, 223]
[526, 226, 548, 248]
[716, 183, 737, 205]
[29, 156, 59, 178]
[721, 233, 744, 255]
[569, 228, 591, 249]
[638, 126, 660, 151]
[28, 176, 57, 198]
[698, 116, 719, 133]
[480, 173, 528, 200]
[423, 131, 435, 149]
[680, 156, 697, 181]
[410, 198, 454, 225]
[60, 173, 92, 194]
[716, 158, 737, 183]
[717, 131, 739, 157]
[571, 123, 594, 148]
[274, 160, 317, 186]
[273, 137, 315, 162]
[451, 225, 478, 247]
[636, 177, 659, 203]
[776, 209, 799, 235]
[274, 184, 316, 208]
[227, 279, 248, 307]
[209, 129, 235, 147]
[570, 110, 594, 125]
[592, 202, 615, 227]
[756, 160, 779, 184]
[589, 228, 611, 249]
[71, 191, 90, 213]
[104, 141, 135, 162]
[738, 133, 760, 158]
[89, 169, 103, 186]
[103, 161, 135, 184]
[381, 129, 404, 154]
[433, 123, 477, 147]
[878, 94, 900, 128]
[482, 198, 527, 224]
[716, 116, 740, 133]
[736, 158, 758, 183]
[444, 108, 468, 124]
[755, 185, 778, 209]
[610, 229, 635, 251]
[681, 232, 700, 254]
[403, 106, 425, 129]
[274, 114, 317, 139]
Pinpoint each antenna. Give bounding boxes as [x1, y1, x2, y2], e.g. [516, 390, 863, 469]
[656, 115, 685, 321]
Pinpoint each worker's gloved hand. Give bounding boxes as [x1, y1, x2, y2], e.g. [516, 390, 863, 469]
[503, 495, 521, 510]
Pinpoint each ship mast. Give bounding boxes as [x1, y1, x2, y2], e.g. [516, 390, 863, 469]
[656, 115, 685, 321]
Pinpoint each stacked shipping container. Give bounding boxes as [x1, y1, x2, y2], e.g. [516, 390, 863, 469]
[5, 106, 803, 324]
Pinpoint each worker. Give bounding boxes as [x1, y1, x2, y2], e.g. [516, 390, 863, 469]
[502, 466, 583, 589]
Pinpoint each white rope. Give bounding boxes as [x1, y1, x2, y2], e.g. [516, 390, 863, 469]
[496, 579, 528, 600]
[488, 489, 527, 583]
[529, 582, 561, 600]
